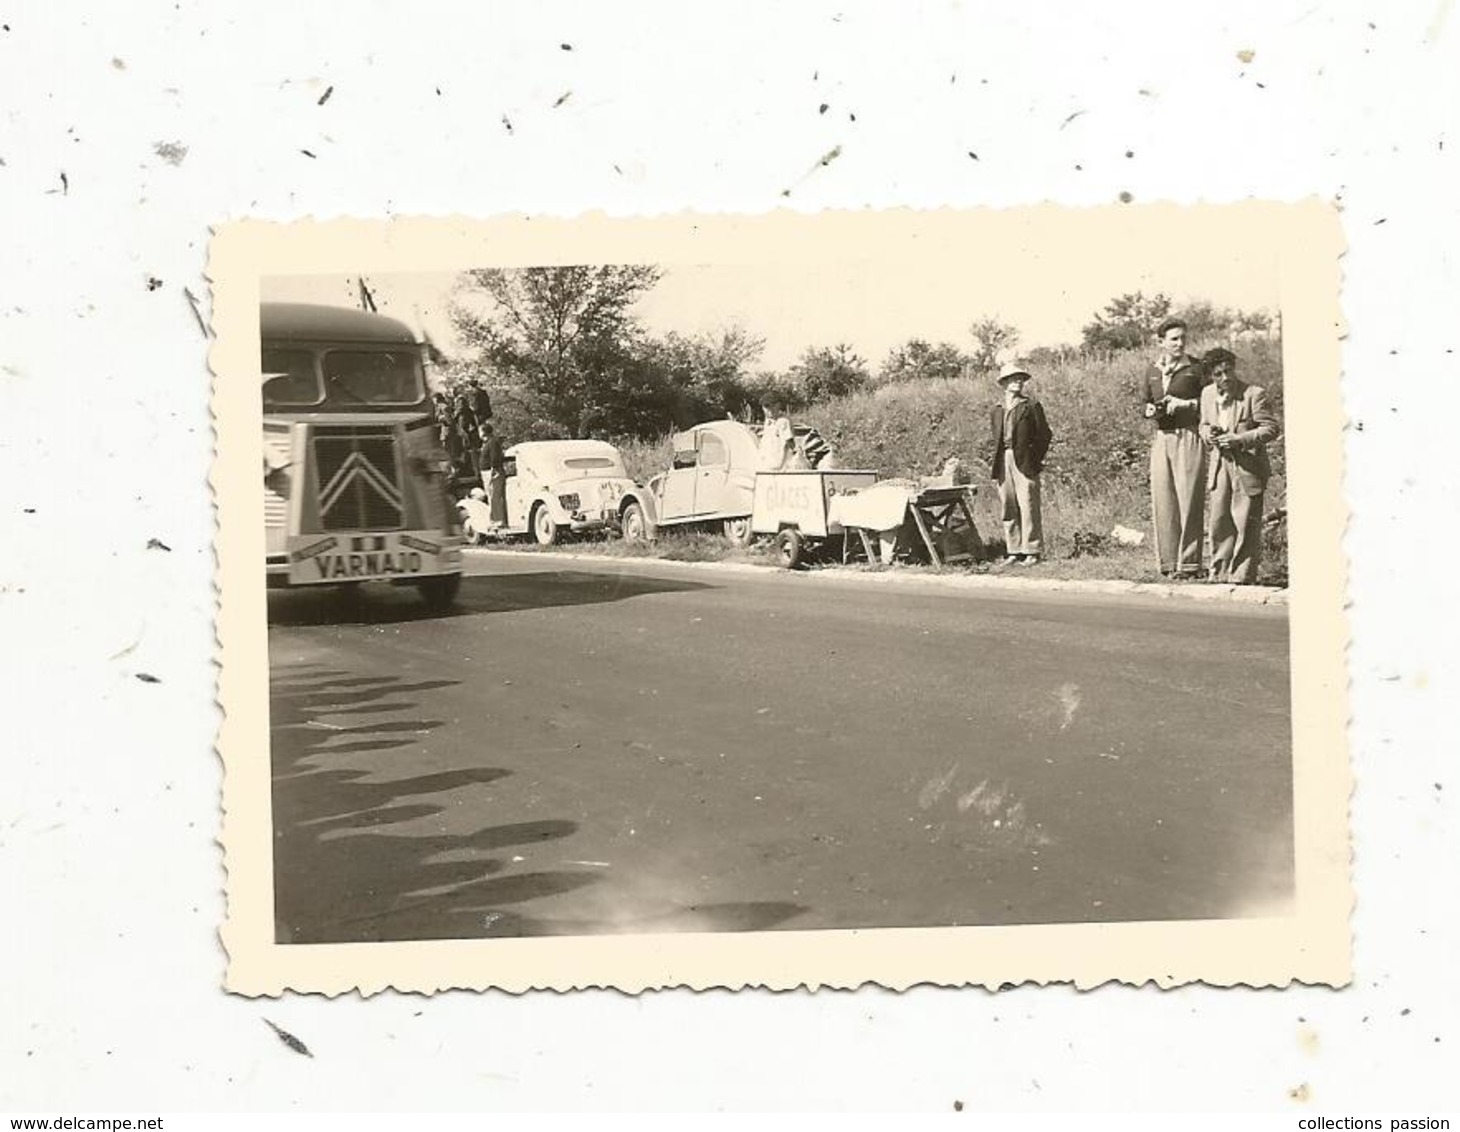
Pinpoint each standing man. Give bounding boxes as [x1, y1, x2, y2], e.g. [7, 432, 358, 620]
[990, 361, 1053, 566]
[468, 379, 493, 429]
[453, 385, 481, 479]
[478, 422, 508, 528]
[433, 392, 468, 483]
[1142, 317, 1209, 577]
[1198, 348, 1280, 584]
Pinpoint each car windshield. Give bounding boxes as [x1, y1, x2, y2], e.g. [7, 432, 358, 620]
[322, 349, 423, 405]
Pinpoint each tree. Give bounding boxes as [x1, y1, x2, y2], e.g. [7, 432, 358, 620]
[968, 317, 1021, 370]
[790, 344, 871, 404]
[1179, 301, 1275, 344]
[1080, 291, 1173, 352]
[450, 265, 664, 438]
[743, 369, 807, 415]
[645, 325, 766, 424]
[878, 339, 969, 385]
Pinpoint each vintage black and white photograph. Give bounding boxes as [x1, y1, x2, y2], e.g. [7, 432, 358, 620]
[214, 207, 1349, 992]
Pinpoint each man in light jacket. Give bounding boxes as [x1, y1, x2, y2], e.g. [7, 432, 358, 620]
[1197, 348, 1281, 584]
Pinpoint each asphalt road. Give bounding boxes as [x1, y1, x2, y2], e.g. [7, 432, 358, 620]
[267, 554, 1294, 943]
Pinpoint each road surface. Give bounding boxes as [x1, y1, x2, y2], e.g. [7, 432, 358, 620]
[267, 554, 1293, 943]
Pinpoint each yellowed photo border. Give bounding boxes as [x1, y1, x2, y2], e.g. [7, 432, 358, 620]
[212, 204, 1349, 994]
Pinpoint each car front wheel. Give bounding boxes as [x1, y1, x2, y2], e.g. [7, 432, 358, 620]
[532, 504, 559, 546]
[620, 501, 648, 543]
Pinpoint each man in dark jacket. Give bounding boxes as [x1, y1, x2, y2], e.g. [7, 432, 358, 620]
[1142, 317, 1210, 577]
[478, 423, 508, 526]
[990, 361, 1053, 565]
[467, 380, 493, 427]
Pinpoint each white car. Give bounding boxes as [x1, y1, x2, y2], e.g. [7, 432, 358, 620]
[643, 419, 761, 545]
[458, 439, 654, 546]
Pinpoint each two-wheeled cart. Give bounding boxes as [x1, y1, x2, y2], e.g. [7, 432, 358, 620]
[749, 468, 879, 568]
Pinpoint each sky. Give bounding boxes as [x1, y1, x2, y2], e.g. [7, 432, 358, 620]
[262, 236, 1279, 371]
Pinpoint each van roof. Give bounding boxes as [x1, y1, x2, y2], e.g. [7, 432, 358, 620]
[260, 302, 419, 345]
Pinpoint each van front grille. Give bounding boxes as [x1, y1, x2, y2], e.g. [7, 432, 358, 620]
[313, 426, 404, 532]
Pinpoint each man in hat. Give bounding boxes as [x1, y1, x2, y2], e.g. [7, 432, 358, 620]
[1141, 317, 1210, 577]
[1198, 348, 1280, 583]
[989, 361, 1053, 565]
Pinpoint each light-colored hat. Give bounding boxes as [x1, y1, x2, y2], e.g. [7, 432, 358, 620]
[996, 362, 1032, 383]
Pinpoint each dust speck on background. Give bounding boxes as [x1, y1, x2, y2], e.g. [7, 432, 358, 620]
[110, 57, 125, 70]
[1237, 48, 1256, 63]
[553, 90, 572, 108]
[1119, 190, 1134, 203]
[316, 85, 333, 106]
[501, 115, 513, 134]
[1288, 1083, 1311, 1103]
[560, 42, 573, 51]
[153, 141, 188, 165]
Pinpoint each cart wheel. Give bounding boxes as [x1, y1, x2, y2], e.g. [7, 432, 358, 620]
[723, 516, 753, 547]
[777, 528, 804, 569]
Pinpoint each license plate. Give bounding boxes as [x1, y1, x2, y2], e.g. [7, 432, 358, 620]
[286, 531, 459, 585]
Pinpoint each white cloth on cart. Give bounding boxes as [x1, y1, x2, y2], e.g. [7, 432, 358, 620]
[827, 481, 915, 532]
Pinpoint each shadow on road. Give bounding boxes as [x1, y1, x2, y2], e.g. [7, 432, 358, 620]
[271, 663, 598, 943]
[266, 569, 715, 627]
[270, 662, 805, 942]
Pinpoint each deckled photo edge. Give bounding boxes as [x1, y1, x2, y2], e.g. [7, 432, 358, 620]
[210, 204, 1351, 996]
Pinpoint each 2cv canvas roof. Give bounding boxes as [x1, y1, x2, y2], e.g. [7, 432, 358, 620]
[673, 420, 761, 469]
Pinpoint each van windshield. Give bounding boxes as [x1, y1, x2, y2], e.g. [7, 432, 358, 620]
[323, 349, 424, 406]
[262, 348, 323, 406]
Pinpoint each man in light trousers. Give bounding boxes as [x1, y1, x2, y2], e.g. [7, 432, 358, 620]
[1198, 348, 1280, 583]
[989, 362, 1053, 565]
[1141, 317, 1210, 577]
